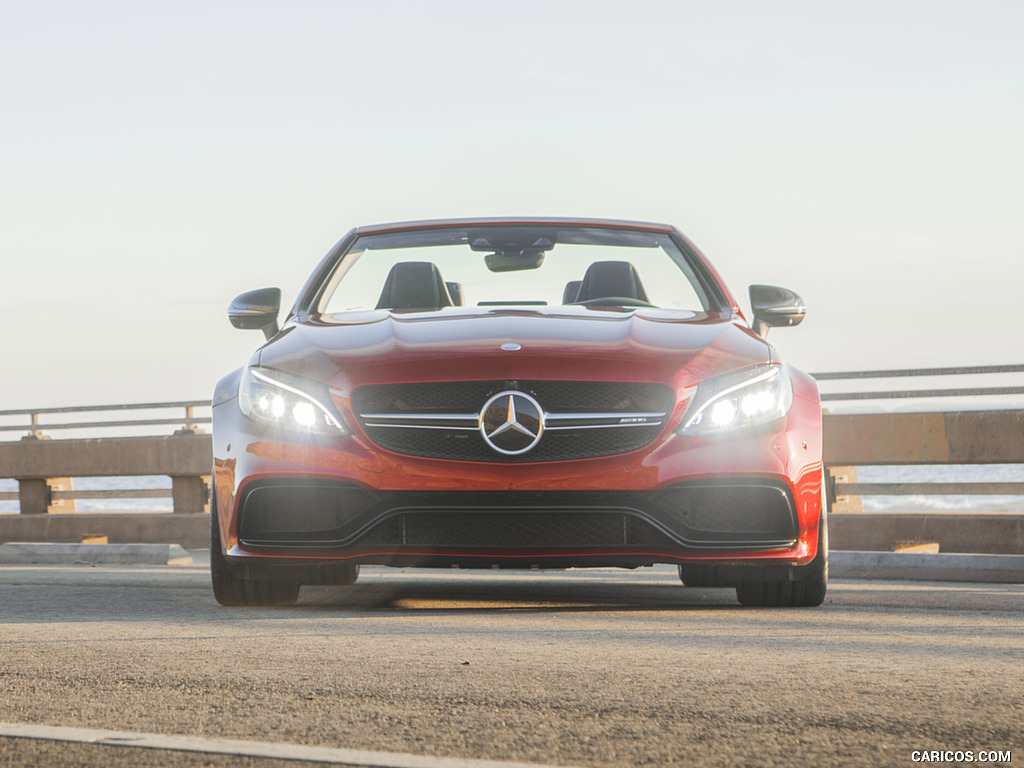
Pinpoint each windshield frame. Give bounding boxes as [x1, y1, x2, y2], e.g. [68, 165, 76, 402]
[289, 220, 734, 321]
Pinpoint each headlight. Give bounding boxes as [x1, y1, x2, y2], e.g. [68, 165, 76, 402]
[238, 367, 349, 436]
[678, 363, 793, 437]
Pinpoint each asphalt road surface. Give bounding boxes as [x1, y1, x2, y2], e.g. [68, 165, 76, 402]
[1, 560, 1021, 767]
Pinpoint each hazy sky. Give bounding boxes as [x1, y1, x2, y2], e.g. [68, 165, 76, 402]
[2, 0, 1022, 411]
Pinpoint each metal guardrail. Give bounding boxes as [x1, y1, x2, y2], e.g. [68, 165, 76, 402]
[0, 401, 210, 435]
[811, 363, 1024, 401]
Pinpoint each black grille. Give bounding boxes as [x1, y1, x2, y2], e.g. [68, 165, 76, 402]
[237, 483, 798, 552]
[649, 483, 798, 545]
[357, 512, 676, 549]
[239, 483, 379, 543]
[352, 380, 674, 462]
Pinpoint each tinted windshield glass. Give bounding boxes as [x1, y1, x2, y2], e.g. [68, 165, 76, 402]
[317, 225, 711, 314]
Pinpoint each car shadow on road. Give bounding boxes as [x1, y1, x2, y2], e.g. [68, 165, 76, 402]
[291, 569, 744, 614]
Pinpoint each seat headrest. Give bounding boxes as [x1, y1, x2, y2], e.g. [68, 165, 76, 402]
[575, 261, 649, 303]
[375, 262, 454, 311]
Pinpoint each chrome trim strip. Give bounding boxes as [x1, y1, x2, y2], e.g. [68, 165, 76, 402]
[362, 423, 478, 431]
[544, 422, 663, 431]
[360, 410, 667, 431]
[545, 411, 665, 421]
[545, 412, 666, 428]
[361, 413, 478, 430]
[360, 413, 478, 421]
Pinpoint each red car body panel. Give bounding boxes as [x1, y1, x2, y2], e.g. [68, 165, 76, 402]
[212, 218, 824, 597]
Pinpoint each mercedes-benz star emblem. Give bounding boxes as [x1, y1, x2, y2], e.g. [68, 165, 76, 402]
[479, 391, 545, 456]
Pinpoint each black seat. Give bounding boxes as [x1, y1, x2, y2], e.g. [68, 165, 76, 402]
[445, 281, 464, 306]
[375, 262, 454, 310]
[561, 280, 582, 304]
[574, 261, 649, 303]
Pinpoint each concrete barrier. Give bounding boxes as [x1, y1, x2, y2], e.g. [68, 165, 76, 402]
[830, 551, 1024, 583]
[0, 513, 209, 549]
[823, 410, 1024, 465]
[0, 431, 211, 515]
[2, 410, 1022, 569]
[0, 542, 193, 565]
[830, 512, 1024, 555]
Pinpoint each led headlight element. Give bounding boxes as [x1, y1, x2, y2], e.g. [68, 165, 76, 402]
[679, 363, 793, 437]
[238, 367, 348, 435]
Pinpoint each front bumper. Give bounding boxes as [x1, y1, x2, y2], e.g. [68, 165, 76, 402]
[212, 388, 824, 573]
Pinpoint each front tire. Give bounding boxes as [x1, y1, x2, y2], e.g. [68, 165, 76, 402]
[678, 564, 721, 587]
[735, 481, 829, 608]
[210, 494, 300, 607]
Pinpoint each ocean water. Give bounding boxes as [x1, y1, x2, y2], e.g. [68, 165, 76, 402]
[855, 464, 1024, 513]
[2, 466, 1022, 514]
[0, 476, 172, 514]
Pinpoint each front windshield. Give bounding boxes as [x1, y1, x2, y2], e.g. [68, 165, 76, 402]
[317, 225, 711, 314]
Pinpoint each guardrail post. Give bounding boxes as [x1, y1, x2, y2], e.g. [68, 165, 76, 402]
[171, 475, 210, 514]
[827, 466, 862, 514]
[17, 479, 50, 515]
[169, 428, 210, 514]
[15, 434, 77, 514]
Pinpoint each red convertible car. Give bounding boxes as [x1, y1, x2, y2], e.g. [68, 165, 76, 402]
[211, 218, 826, 607]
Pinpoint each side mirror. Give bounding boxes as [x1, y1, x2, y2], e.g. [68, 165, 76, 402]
[749, 284, 806, 339]
[229, 287, 281, 341]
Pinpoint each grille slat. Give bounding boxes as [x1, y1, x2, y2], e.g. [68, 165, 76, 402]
[352, 380, 675, 462]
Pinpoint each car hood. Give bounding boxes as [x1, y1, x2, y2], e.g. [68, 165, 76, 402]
[258, 306, 772, 393]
